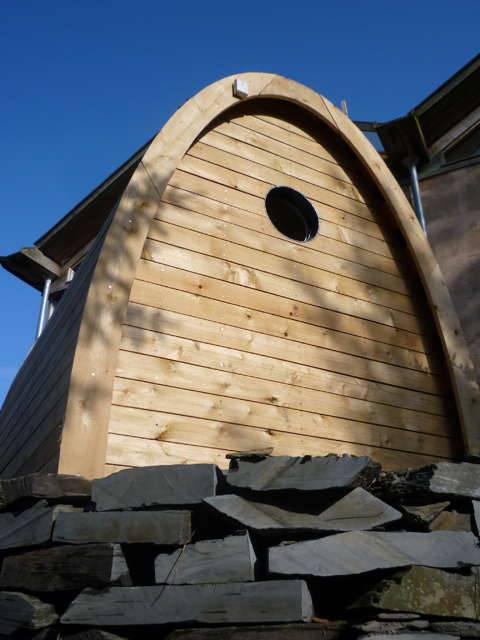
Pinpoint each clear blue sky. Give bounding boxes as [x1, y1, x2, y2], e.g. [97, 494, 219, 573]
[1, 1, 478, 403]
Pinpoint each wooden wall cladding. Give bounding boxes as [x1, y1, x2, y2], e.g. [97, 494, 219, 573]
[106, 100, 461, 471]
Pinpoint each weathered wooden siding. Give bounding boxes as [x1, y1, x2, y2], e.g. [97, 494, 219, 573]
[0, 225, 109, 477]
[420, 164, 480, 385]
[106, 100, 460, 471]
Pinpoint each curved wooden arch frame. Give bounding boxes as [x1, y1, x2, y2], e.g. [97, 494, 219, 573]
[58, 73, 480, 478]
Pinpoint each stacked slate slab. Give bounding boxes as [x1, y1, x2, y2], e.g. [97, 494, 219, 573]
[1, 455, 480, 639]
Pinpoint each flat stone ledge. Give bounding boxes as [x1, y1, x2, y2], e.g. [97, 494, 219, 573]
[0, 473, 90, 509]
[61, 581, 313, 626]
[155, 532, 255, 584]
[92, 464, 218, 510]
[226, 454, 379, 492]
[269, 531, 480, 576]
[0, 543, 130, 591]
[53, 509, 191, 544]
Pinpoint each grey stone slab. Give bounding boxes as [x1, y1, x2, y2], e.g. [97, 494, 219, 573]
[0, 473, 91, 509]
[429, 462, 480, 498]
[205, 488, 400, 532]
[473, 501, 480, 534]
[429, 510, 471, 531]
[431, 622, 480, 637]
[62, 631, 128, 640]
[403, 502, 450, 526]
[377, 614, 421, 621]
[53, 509, 191, 544]
[155, 532, 255, 584]
[353, 566, 480, 620]
[61, 581, 313, 626]
[357, 635, 458, 640]
[269, 531, 480, 577]
[226, 454, 379, 492]
[0, 543, 130, 591]
[0, 500, 76, 550]
[92, 464, 217, 510]
[355, 621, 430, 634]
[0, 591, 58, 635]
[165, 622, 346, 639]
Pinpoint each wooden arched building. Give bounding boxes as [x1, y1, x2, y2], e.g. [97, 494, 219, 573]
[1, 73, 479, 479]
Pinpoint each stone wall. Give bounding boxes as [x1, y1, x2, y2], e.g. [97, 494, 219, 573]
[1, 454, 480, 639]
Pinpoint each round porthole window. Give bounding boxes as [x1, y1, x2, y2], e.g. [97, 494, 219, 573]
[265, 186, 319, 242]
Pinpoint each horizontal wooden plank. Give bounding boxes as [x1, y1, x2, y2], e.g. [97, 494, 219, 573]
[107, 410, 456, 470]
[109, 404, 456, 460]
[107, 433, 231, 468]
[158, 191, 411, 296]
[231, 114, 345, 166]
[147, 219, 420, 317]
[255, 113, 321, 142]
[215, 119, 357, 186]
[179, 156, 392, 254]
[111, 379, 452, 446]
[129, 279, 441, 377]
[190, 139, 376, 220]
[135, 261, 439, 360]
[115, 349, 450, 434]
[142, 241, 424, 334]
[199, 129, 368, 203]
[168, 173, 401, 275]
[125, 303, 445, 411]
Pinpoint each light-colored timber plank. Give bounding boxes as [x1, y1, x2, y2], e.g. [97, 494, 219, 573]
[158, 192, 411, 296]
[120, 322, 446, 415]
[168, 173, 402, 275]
[147, 220, 421, 317]
[109, 404, 456, 459]
[107, 426, 454, 472]
[142, 241, 425, 334]
[255, 112, 323, 141]
[111, 379, 446, 443]
[129, 278, 438, 369]
[106, 433, 231, 468]
[215, 119, 358, 186]
[189, 139, 375, 217]
[115, 349, 449, 433]
[135, 261, 440, 359]
[198, 129, 368, 203]
[179, 155, 389, 249]
[231, 113, 345, 165]
[125, 303, 446, 410]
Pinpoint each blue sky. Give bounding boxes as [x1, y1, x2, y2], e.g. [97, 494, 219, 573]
[1, 1, 478, 402]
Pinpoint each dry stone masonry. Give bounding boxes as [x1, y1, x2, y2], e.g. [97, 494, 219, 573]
[1, 454, 480, 639]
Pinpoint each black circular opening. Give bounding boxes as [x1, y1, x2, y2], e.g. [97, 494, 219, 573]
[265, 186, 319, 242]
